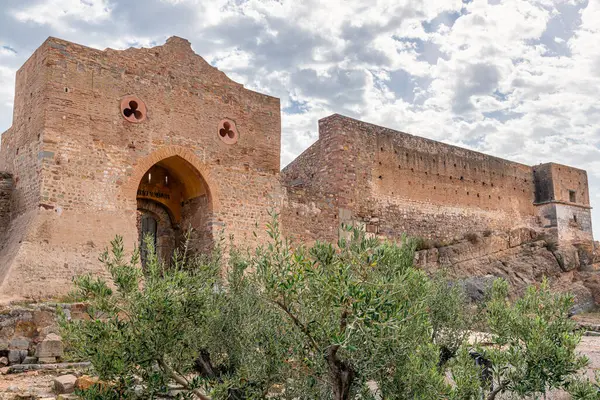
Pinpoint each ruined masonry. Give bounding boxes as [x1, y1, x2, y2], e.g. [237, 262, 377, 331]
[0, 36, 594, 303]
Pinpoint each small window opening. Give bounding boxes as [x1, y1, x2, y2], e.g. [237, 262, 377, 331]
[147, 172, 152, 184]
[165, 175, 169, 186]
[123, 100, 143, 120]
[569, 190, 576, 203]
[573, 214, 578, 223]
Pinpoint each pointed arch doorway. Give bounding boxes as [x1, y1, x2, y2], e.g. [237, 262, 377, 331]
[136, 155, 213, 264]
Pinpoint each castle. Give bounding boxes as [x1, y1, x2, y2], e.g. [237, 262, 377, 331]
[0, 37, 593, 302]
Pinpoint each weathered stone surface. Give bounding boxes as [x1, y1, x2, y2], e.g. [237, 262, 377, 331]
[54, 375, 77, 394]
[459, 275, 497, 303]
[36, 333, 63, 359]
[552, 246, 580, 272]
[8, 349, 26, 364]
[21, 356, 37, 364]
[38, 356, 58, 364]
[0, 356, 8, 366]
[9, 337, 30, 350]
[418, 238, 569, 299]
[509, 227, 538, 248]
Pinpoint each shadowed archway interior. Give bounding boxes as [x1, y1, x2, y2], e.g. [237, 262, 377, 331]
[136, 155, 213, 263]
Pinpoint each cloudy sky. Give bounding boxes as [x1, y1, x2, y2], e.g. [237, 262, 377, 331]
[1, 0, 599, 236]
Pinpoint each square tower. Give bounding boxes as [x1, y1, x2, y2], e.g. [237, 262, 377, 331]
[0, 37, 282, 302]
[533, 163, 593, 245]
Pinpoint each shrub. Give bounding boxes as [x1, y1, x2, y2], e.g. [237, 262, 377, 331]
[482, 229, 492, 238]
[449, 278, 589, 400]
[61, 235, 292, 399]
[61, 215, 591, 400]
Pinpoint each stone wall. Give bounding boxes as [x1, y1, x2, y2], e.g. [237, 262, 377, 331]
[0, 302, 88, 366]
[0, 36, 594, 303]
[0, 172, 12, 237]
[282, 114, 540, 244]
[0, 36, 284, 302]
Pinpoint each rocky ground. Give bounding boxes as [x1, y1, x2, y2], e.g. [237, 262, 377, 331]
[1, 331, 600, 399]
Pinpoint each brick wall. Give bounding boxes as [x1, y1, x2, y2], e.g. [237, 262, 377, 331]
[0, 36, 284, 301]
[0, 172, 12, 234]
[282, 114, 540, 243]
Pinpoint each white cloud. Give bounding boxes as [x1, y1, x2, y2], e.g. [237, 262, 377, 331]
[10, 0, 112, 32]
[0, 0, 600, 236]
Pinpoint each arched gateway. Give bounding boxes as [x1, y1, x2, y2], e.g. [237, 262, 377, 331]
[131, 152, 215, 262]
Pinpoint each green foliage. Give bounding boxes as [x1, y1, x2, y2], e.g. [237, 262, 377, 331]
[567, 373, 600, 399]
[61, 215, 592, 400]
[61, 234, 289, 399]
[450, 278, 589, 400]
[253, 214, 456, 399]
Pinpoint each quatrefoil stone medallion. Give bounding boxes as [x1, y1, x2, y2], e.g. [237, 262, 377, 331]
[120, 95, 147, 123]
[218, 119, 239, 144]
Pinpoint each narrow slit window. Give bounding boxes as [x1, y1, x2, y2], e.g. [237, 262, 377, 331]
[569, 190, 576, 203]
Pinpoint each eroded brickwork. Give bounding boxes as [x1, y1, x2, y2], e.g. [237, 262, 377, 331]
[0, 36, 283, 302]
[0, 172, 12, 234]
[281, 114, 593, 245]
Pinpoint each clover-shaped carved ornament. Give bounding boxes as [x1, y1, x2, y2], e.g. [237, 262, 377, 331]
[120, 95, 147, 123]
[218, 119, 239, 144]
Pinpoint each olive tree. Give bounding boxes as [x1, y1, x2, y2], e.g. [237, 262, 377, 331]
[448, 278, 590, 400]
[61, 236, 291, 399]
[61, 216, 592, 400]
[251, 219, 460, 399]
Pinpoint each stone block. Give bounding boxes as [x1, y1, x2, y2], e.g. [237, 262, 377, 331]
[38, 356, 57, 364]
[0, 356, 8, 366]
[54, 374, 77, 394]
[8, 349, 26, 364]
[22, 356, 37, 364]
[15, 321, 37, 338]
[33, 309, 56, 328]
[9, 337, 30, 350]
[509, 227, 536, 248]
[553, 246, 580, 272]
[37, 333, 64, 359]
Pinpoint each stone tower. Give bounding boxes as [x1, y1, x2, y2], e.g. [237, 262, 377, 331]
[0, 37, 282, 302]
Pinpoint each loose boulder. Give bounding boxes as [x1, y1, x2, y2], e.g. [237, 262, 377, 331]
[36, 333, 64, 363]
[54, 374, 77, 394]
